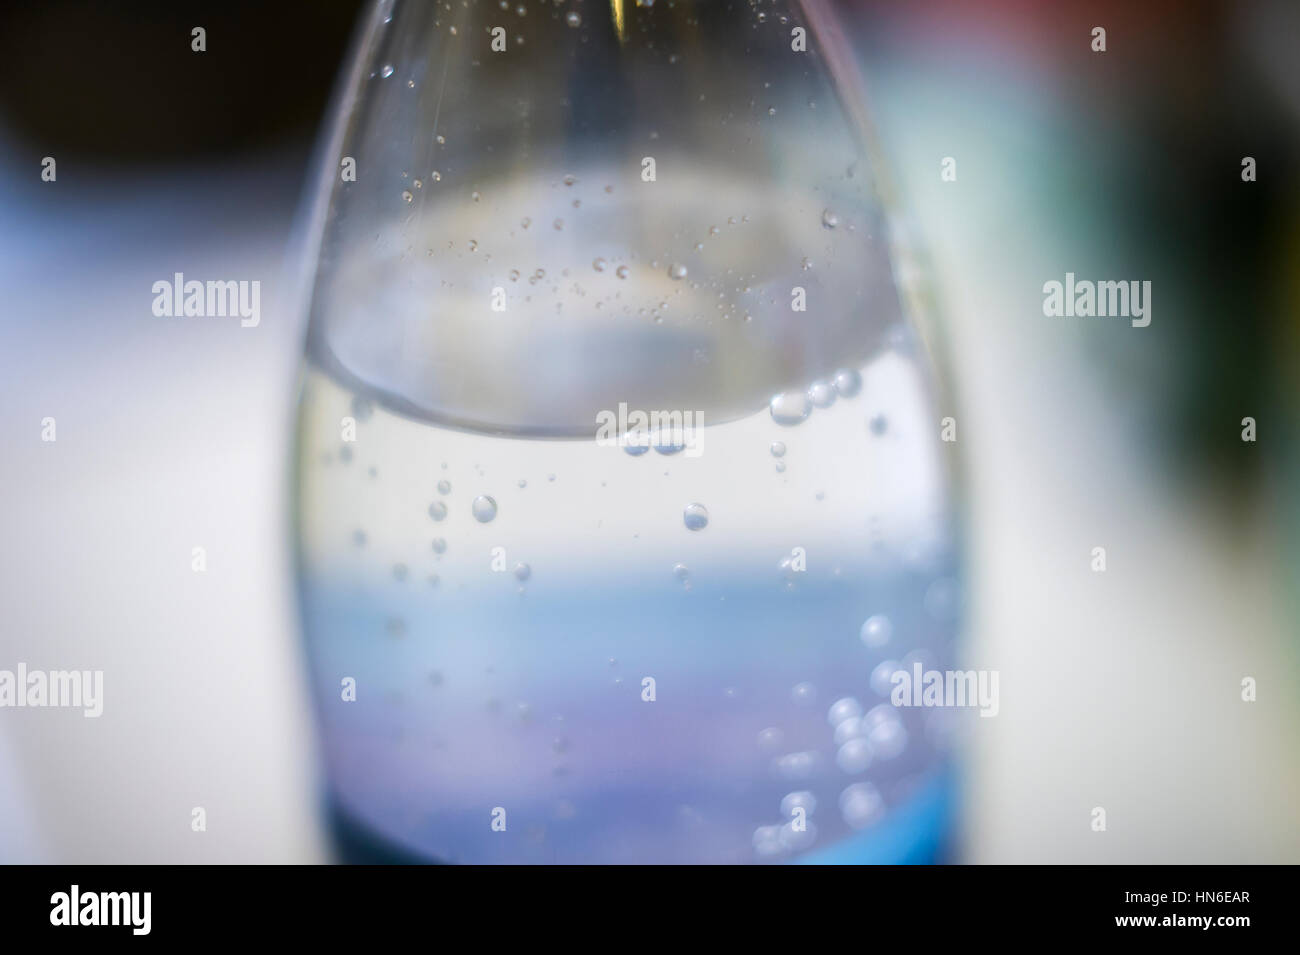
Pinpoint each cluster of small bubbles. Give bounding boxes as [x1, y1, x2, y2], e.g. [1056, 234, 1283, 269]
[869, 414, 888, 435]
[807, 379, 837, 409]
[840, 782, 886, 829]
[380, 64, 394, 78]
[682, 503, 709, 530]
[392, 563, 409, 582]
[780, 791, 816, 818]
[821, 208, 840, 229]
[770, 441, 786, 458]
[437, 479, 451, 495]
[615, 265, 630, 279]
[859, 614, 892, 647]
[514, 562, 531, 581]
[432, 538, 447, 554]
[401, 190, 414, 203]
[833, 368, 862, 397]
[790, 681, 817, 706]
[863, 704, 908, 760]
[827, 697, 863, 726]
[769, 390, 812, 426]
[352, 529, 367, 548]
[836, 736, 873, 774]
[870, 659, 902, 697]
[780, 819, 817, 852]
[668, 263, 688, 280]
[752, 825, 783, 859]
[471, 495, 498, 523]
[428, 501, 448, 521]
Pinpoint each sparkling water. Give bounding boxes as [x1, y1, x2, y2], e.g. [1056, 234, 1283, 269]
[296, 168, 960, 863]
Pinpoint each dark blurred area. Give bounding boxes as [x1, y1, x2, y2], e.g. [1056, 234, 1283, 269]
[0, 0, 364, 165]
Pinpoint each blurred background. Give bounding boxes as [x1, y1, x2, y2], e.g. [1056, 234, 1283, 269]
[0, 0, 1296, 862]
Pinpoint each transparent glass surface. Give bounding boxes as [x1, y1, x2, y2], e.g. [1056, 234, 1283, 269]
[294, 0, 960, 863]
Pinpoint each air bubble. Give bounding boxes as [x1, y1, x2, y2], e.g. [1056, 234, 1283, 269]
[616, 265, 630, 279]
[437, 480, 451, 495]
[668, 263, 688, 280]
[840, 783, 885, 829]
[821, 208, 840, 229]
[836, 738, 873, 774]
[682, 503, 709, 531]
[514, 563, 531, 581]
[859, 614, 892, 647]
[833, 368, 862, 397]
[432, 538, 447, 554]
[380, 64, 394, 78]
[471, 495, 498, 523]
[769, 391, 811, 426]
[428, 501, 448, 521]
[790, 682, 817, 706]
[807, 379, 837, 408]
[770, 441, 786, 458]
